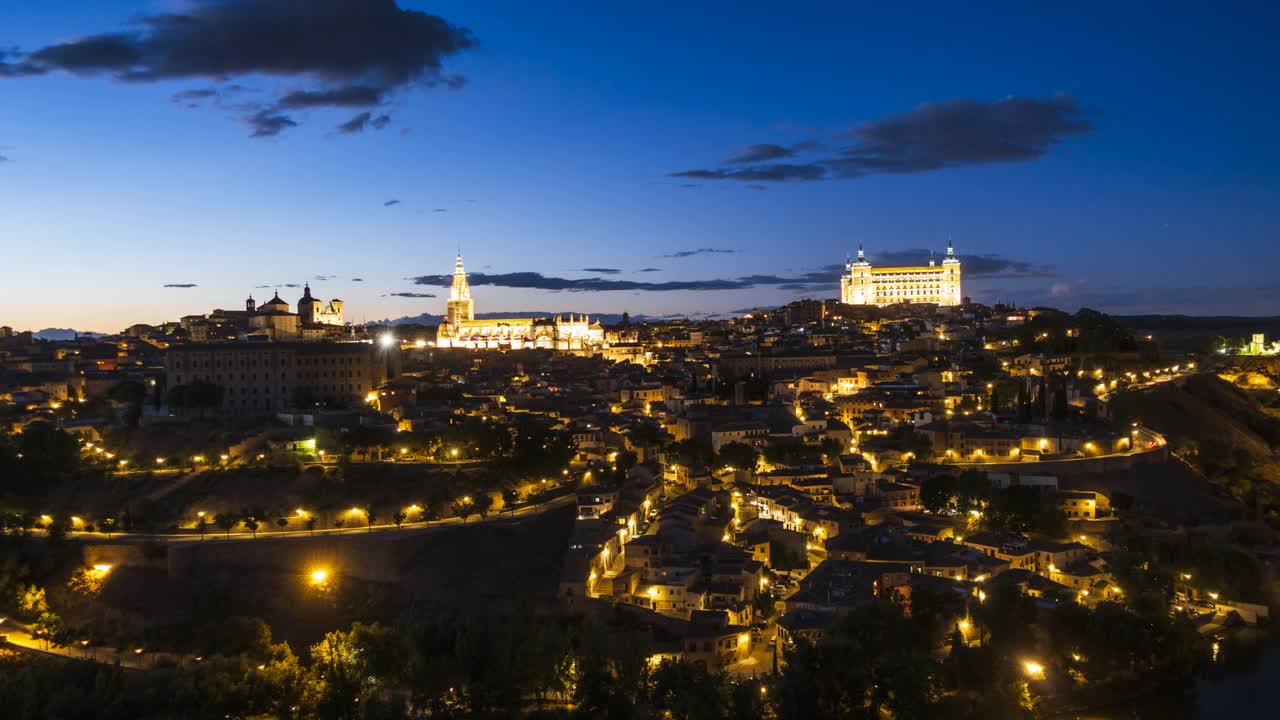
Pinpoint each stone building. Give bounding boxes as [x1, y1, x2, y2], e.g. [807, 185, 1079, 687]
[840, 241, 962, 306]
[435, 254, 606, 351]
[165, 341, 400, 414]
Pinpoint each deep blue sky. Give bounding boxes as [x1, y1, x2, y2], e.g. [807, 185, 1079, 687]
[1, 1, 1277, 331]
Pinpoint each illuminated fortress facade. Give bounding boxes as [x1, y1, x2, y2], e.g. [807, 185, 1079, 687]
[436, 254, 606, 350]
[840, 241, 962, 306]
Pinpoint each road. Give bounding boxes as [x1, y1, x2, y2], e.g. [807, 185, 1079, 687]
[55, 493, 576, 545]
[2, 622, 165, 670]
[945, 425, 1166, 469]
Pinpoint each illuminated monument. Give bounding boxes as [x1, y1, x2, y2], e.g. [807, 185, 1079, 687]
[840, 241, 962, 306]
[436, 254, 605, 350]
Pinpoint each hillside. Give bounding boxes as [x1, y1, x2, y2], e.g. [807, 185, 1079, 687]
[1115, 315, 1280, 353]
[1109, 373, 1280, 485]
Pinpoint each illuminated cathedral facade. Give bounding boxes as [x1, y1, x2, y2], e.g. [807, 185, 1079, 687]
[840, 241, 963, 306]
[435, 254, 606, 350]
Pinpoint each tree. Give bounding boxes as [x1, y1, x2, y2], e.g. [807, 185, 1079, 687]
[16, 584, 50, 619]
[166, 380, 225, 416]
[305, 516, 317, 536]
[920, 474, 957, 515]
[1050, 380, 1069, 422]
[307, 623, 401, 719]
[5, 424, 80, 496]
[98, 513, 117, 538]
[392, 510, 406, 529]
[1035, 376, 1048, 421]
[215, 512, 237, 539]
[275, 517, 289, 532]
[715, 442, 760, 473]
[30, 611, 62, 651]
[645, 658, 727, 720]
[108, 380, 148, 428]
[473, 493, 494, 518]
[501, 486, 520, 511]
[242, 515, 260, 539]
[1016, 382, 1031, 424]
[362, 505, 376, 532]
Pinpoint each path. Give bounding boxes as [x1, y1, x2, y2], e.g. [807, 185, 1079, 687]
[65, 493, 576, 545]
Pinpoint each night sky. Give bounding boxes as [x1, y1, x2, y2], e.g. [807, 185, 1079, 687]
[1, 1, 1277, 331]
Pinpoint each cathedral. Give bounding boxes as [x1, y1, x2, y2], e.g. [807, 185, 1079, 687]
[180, 284, 346, 342]
[840, 241, 963, 307]
[435, 254, 606, 350]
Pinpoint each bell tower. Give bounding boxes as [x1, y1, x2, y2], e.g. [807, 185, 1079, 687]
[446, 253, 475, 325]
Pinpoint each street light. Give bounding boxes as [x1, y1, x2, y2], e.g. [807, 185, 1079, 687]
[1022, 660, 1045, 679]
[309, 568, 330, 586]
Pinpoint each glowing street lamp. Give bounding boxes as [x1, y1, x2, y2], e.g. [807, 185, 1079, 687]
[309, 568, 330, 586]
[1022, 660, 1045, 679]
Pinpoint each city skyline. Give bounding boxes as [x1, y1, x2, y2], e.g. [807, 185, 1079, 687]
[3, 1, 1279, 332]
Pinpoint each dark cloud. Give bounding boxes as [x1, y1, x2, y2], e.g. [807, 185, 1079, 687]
[163, 283, 198, 288]
[278, 84, 384, 109]
[384, 199, 401, 207]
[413, 272, 751, 292]
[581, 268, 621, 274]
[412, 253, 1043, 295]
[637, 267, 662, 273]
[726, 143, 793, 164]
[389, 292, 436, 298]
[352, 277, 364, 282]
[433, 208, 447, 212]
[662, 248, 737, 259]
[337, 111, 373, 133]
[171, 83, 256, 109]
[724, 141, 822, 165]
[0, 154, 7, 163]
[672, 94, 1092, 182]
[746, 184, 768, 191]
[679, 183, 699, 188]
[335, 111, 391, 134]
[248, 109, 297, 137]
[1, 0, 474, 135]
[674, 164, 826, 182]
[283, 283, 301, 288]
[410, 267, 847, 293]
[869, 248, 1055, 278]
[314, 275, 335, 281]
[171, 88, 218, 103]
